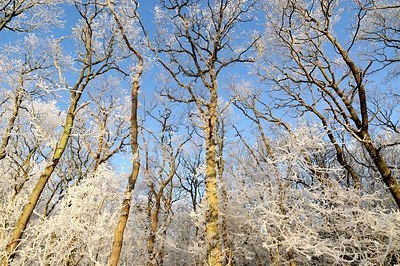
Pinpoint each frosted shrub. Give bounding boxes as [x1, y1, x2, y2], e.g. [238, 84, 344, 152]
[12, 165, 122, 265]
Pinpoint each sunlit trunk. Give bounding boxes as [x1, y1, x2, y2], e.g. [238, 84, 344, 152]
[109, 79, 141, 266]
[205, 85, 222, 266]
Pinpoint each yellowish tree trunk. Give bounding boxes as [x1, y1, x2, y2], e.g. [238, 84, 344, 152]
[107, 1, 144, 264]
[109, 80, 141, 266]
[205, 87, 222, 266]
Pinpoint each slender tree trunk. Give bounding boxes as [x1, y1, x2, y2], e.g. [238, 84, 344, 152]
[147, 193, 161, 266]
[107, 1, 144, 262]
[11, 148, 35, 202]
[147, 146, 177, 266]
[257, 121, 296, 265]
[109, 79, 140, 266]
[157, 183, 173, 266]
[219, 181, 232, 265]
[216, 121, 232, 265]
[288, 250, 296, 266]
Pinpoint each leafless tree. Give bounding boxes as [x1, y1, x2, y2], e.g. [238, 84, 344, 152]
[258, 0, 400, 207]
[2, 1, 119, 263]
[155, 1, 259, 263]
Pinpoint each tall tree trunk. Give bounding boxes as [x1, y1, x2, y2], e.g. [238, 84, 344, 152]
[205, 87, 222, 266]
[157, 183, 173, 266]
[216, 120, 232, 265]
[109, 79, 140, 266]
[106, 2, 144, 263]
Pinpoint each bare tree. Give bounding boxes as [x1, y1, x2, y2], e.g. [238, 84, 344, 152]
[234, 90, 358, 188]
[105, 1, 145, 265]
[2, 1, 119, 263]
[0, 35, 56, 161]
[143, 107, 190, 265]
[84, 84, 130, 173]
[155, 1, 259, 263]
[176, 143, 205, 214]
[258, 0, 400, 207]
